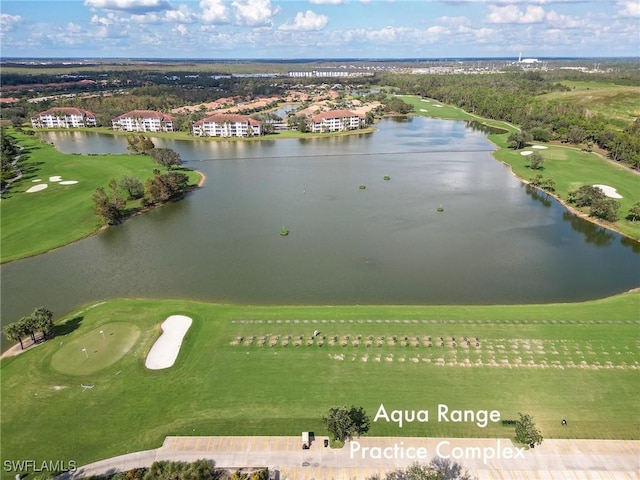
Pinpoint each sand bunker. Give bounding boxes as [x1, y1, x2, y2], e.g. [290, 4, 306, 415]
[420, 109, 428, 112]
[32, 179, 42, 182]
[26, 184, 48, 193]
[60, 180, 78, 185]
[145, 315, 192, 370]
[532, 145, 548, 149]
[433, 104, 443, 108]
[520, 151, 533, 156]
[49, 176, 62, 182]
[593, 184, 623, 199]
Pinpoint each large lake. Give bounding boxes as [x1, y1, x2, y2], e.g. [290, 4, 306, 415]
[1, 117, 638, 349]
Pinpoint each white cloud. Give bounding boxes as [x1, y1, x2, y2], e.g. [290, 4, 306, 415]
[165, 5, 198, 23]
[90, 13, 120, 26]
[486, 4, 546, 23]
[232, 0, 278, 27]
[545, 10, 584, 28]
[199, 0, 230, 24]
[279, 10, 329, 31]
[0, 13, 23, 32]
[175, 24, 188, 35]
[437, 16, 471, 28]
[309, 0, 345, 4]
[66, 22, 84, 33]
[617, 0, 640, 17]
[84, 0, 172, 13]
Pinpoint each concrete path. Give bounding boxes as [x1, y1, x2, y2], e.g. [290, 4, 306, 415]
[57, 436, 639, 480]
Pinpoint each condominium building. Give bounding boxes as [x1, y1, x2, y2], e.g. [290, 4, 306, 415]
[192, 114, 263, 137]
[310, 109, 366, 133]
[112, 110, 174, 132]
[31, 107, 96, 128]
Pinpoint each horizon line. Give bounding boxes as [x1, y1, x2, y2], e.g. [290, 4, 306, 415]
[2, 56, 639, 62]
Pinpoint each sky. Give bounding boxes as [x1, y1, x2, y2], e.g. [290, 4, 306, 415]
[1, 0, 639, 59]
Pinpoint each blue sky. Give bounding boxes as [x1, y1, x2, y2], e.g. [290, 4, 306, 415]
[1, 0, 638, 59]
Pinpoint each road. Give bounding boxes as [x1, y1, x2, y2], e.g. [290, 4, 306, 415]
[55, 436, 640, 479]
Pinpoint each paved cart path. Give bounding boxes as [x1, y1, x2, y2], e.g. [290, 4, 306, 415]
[56, 436, 639, 480]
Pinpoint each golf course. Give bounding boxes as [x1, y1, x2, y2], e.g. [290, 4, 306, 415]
[1, 82, 638, 479]
[1, 293, 638, 473]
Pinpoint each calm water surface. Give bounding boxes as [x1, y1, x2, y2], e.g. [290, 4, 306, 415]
[2, 117, 638, 349]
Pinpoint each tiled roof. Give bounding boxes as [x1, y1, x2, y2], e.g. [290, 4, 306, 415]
[113, 110, 174, 121]
[194, 114, 262, 126]
[34, 107, 95, 118]
[311, 109, 363, 122]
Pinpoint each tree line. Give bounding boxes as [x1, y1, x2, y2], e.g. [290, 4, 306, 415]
[47, 459, 269, 480]
[378, 71, 640, 169]
[1, 130, 20, 189]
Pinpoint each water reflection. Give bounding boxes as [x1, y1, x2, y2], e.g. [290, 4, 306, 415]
[562, 211, 616, 247]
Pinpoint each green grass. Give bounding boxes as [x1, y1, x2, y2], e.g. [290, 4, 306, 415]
[540, 82, 640, 130]
[50, 322, 140, 375]
[490, 136, 640, 240]
[399, 95, 518, 133]
[1, 293, 638, 474]
[402, 95, 640, 241]
[0, 130, 202, 263]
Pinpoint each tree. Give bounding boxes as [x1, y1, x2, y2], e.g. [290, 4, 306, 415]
[21, 315, 38, 343]
[507, 131, 532, 150]
[1, 131, 19, 187]
[530, 127, 550, 142]
[3, 322, 25, 350]
[528, 151, 545, 170]
[323, 405, 371, 442]
[590, 197, 619, 222]
[566, 126, 585, 145]
[143, 169, 190, 205]
[119, 176, 144, 200]
[429, 457, 473, 480]
[126, 134, 155, 154]
[348, 405, 371, 436]
[31, 307, 54, 340]
[93, 181, 126, 225]
[149, 148, 182, 170]
[627, 202, 640, 222]
[323, 405, 355, 442]
[514, 412, 543, 447]
[567, 185, 604, 207]
[370, 460, 474, 480]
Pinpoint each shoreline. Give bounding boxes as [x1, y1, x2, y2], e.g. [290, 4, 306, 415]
[0, 167, 206, 266]
[487, 141, 639, 244]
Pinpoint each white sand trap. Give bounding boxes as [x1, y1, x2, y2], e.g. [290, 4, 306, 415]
[49, 176, 62, 182]
[532, 145, 548, 149]
[520, 151, 533, 156]
[60, 180, 78, 185]
[420, 109, 428, 112]
[32, 179, 42, 182]
[593, 184, 623, 199]
[433, 104, 443, 108]
[26, 184, 48, 193]
[421, 99, 430, 102]
[145, 315, 192, 370]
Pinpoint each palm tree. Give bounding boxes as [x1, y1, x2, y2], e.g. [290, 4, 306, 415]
[32, 307, 54, 340]
[3, 322, 25, 350]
